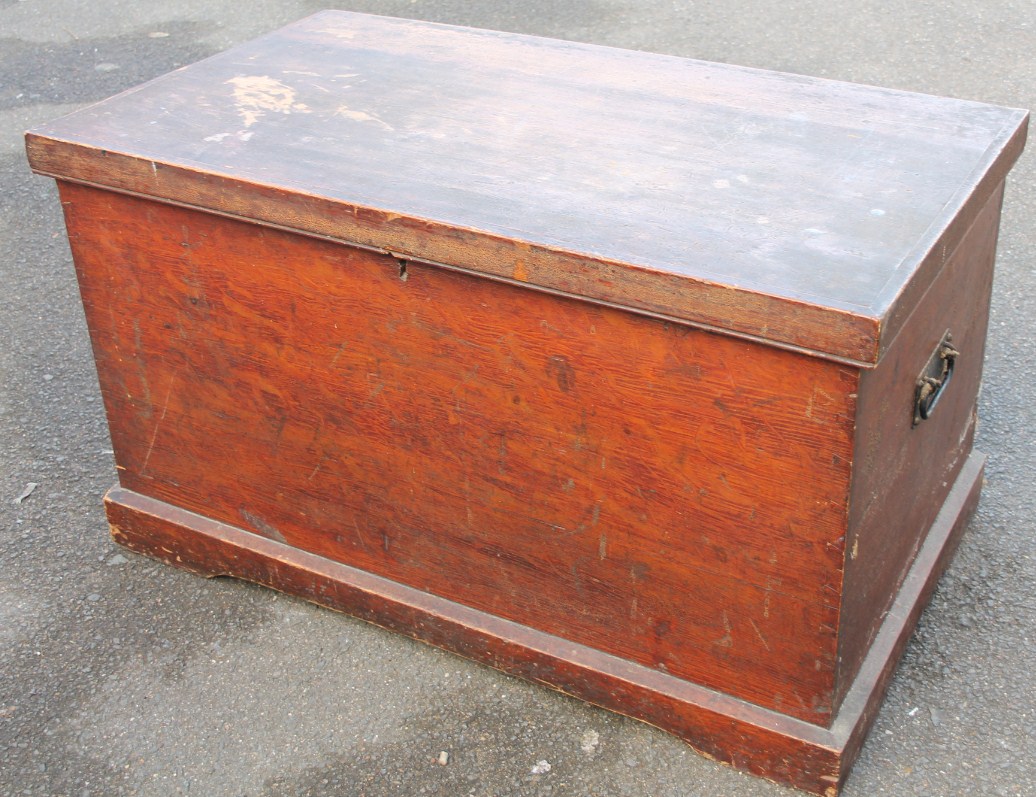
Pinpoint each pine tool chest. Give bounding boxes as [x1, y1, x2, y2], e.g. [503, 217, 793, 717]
[26, 11, 1028, 794]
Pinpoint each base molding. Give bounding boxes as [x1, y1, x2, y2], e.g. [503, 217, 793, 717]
[106, 451, 985, 796]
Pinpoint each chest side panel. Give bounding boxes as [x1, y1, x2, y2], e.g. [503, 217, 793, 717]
[838, 181, 1004, 705]
[62, 182, 856, 723]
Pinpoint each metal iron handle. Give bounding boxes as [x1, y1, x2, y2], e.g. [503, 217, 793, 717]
[913, 333, 959, 426]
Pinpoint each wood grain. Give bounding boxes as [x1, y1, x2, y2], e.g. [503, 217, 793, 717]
[61, 180, 859, 723]
[836, 182, 1004, 705]
[103, 448, 986, 796]
[25, 10, 1028, 363]
[28, 12, 1028, 792]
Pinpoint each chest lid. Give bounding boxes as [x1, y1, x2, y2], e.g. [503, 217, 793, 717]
[26, 11, 1027, 365]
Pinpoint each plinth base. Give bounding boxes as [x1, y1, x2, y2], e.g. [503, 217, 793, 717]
[106, 451, 985, 795]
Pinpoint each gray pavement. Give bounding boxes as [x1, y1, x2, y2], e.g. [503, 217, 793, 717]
[2, 2, 1034, 796]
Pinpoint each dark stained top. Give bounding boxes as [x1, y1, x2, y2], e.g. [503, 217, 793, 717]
[26, 11, 1028, 364]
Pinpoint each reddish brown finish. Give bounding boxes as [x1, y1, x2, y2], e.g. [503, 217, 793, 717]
[104, 448, 985, 797]
[60, 181, 855, 723]
[26, 12, 1029, 795]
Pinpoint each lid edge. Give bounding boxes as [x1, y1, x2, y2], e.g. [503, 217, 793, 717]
[27, 132, 883, 365]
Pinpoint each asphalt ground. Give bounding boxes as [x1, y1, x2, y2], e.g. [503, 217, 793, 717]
[1, 2, 1034, 796]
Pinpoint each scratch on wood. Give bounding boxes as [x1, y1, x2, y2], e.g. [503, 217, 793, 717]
[749, 618, 771, 651]
[330, 341, 348, 366]
[240, 509, 288, 544]
[307, 454, 328, 481]
[789, 689, 809, 711]
[598, 533, 607, 560]
[335, 103, 393, 131]
[806, 384, 835, 422]
[352, 517, 371, 553]
[714, 611, 733, 648]
[140, 375, 175, 474]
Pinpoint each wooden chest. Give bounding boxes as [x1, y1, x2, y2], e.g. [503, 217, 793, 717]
[26, 12, 1027, 794]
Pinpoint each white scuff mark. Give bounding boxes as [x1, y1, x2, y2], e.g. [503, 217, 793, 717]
[335, 104, 393, 131]
[334, 73, 359, 79]
[226, 75, 311, 128]
[204, 130, 254, 143]
[580, 730, 600, 754]
[530, 760, 552, 775]
[281, 70, 320, 76]
[318, 26, 356, 40]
